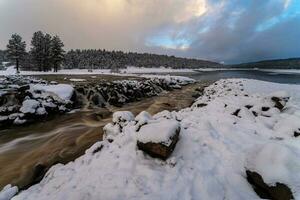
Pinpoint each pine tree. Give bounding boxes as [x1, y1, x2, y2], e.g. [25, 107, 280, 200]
[30, 31, 45, 71]
[43, 33, 52, 71]
[6, 34, 26, 73]
[51, 35, 65, 72]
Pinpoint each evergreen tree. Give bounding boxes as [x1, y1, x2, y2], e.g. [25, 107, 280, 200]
[30, 31, 45, 71]
[43, 33, 52, 71]
[30, 31, 52, 71]
[6, 34, 26, 73]
[51, 35, 65, 72]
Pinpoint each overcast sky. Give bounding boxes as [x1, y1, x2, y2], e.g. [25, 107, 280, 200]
[0, 0, 299, 63]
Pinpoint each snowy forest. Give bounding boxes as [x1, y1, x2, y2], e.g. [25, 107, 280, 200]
[0, 32, 220, 72]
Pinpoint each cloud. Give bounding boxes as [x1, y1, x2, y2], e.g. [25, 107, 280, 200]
[0, 0, 299, 63]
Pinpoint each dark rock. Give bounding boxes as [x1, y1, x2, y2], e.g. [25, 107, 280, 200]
[294, 131, 300, 137]
[271, 97, 285, 111]
[232, 109, 241, 117]
[262, 107, 270, 111]
[196, 103, 207, 108]
[245, 105, 253, 109]
[137, 127, 180, 160]
[252, 111, 258, 117]
[246, 170, 294, 200]
[92, 145, 103, 154]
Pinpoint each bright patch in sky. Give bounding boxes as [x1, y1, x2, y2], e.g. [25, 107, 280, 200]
[146, 35, 191, 50]
[256, 0, 300, 31]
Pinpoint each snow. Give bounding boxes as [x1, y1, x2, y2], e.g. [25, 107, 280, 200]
[0, 67, 194, 76]
[30, 84, 74, 101]
[120, 66, 194, 73]
[141, 74, 195, 85]
[7, 78, 300, 200]
[69, 78, 86, 82]
[112, 111, 135, 125]
[0, 185, 18, 200]
[19, 99, 40, 114]
[1, 66, 17, 75]
[135, 111, 153, 128]
[137, 119, 180, 145]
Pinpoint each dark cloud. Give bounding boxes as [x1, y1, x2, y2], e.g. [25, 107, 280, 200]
[0, 0, 299, 63]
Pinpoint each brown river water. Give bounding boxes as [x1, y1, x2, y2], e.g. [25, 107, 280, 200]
[0, 81, 210, 189]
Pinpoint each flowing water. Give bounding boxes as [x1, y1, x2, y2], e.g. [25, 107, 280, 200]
[0, 82, 209, 189]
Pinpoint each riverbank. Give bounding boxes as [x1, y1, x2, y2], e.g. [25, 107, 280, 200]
[5, 78, 300, 200]
[0, 79, 209, 191]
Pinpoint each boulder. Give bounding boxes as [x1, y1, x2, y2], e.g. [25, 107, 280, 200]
[246, 170, 294, 200]
[137, 119, 180, 160]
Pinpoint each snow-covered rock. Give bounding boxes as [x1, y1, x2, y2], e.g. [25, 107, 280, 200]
[30, 84, 74, 101]
[137, 118, 180, 160]
[137, 119, 180, 146]
[112, 111, 134, 126]
[19, 99, 40, 114]
[0, 76, 75, 126]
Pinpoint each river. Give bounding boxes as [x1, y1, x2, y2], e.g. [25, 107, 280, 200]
[0, 81, 209, 189]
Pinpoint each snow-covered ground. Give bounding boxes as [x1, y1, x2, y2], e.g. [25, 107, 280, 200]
[120, 66, 195, 73]
[2, 78, 299, 200]
[0, 66, 195, 76]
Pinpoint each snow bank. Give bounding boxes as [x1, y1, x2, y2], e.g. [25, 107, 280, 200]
[8, 78, 300, 200]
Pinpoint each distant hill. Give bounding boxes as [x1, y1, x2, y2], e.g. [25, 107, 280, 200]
[229, 58, 300, 69]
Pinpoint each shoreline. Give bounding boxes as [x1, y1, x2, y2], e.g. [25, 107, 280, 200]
[0, 80, 209, 190]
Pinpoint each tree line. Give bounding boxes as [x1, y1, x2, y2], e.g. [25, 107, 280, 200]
[4, 31, 64, 73]
[64, 49, 219, 70]
[2, 32, 220, 73]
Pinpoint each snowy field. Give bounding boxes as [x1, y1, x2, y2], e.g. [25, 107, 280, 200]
[2, 78, 300, 200]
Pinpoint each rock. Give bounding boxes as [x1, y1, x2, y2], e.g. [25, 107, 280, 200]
[261, 107, 270, 111]
[246, 170, 294, 200]
[245, 105, 253, 109]
[294, 129, 300, 137]
[271, 97, 285, 111]
[232, 109, 241, 117]
[196, 103, 207, 108]
[137, 119, 180, 160]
